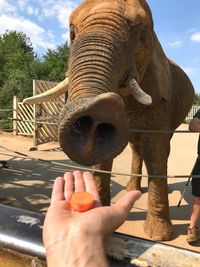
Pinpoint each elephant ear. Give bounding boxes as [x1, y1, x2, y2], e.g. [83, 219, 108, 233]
[141, 32, 172, 103]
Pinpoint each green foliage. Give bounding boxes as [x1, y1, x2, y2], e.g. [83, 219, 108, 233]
[193, 94, 200, 105]
[42, 42, 69, 81]
[0, 30, 70, 130]
[0, 109, 12, 130]
[0, 30, 34, 106]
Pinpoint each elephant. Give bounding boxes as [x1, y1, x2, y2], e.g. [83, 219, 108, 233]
[23, 0, 195, 241]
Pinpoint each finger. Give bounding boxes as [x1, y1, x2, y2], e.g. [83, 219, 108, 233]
[73, 170, 85, 192]
[103, 190, 142, 232]
[114, 190, 142, 214]
[83, 171, 101, 202]
[51, 177, 65, 205]
[64, 172, 74, 201]
[101, 190, 142, 236]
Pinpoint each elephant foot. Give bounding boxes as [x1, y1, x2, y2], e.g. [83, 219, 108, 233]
[126, 179, 141, 191]
[144, 217, 172, 241]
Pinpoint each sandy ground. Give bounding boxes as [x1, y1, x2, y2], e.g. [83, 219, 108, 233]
[0, 124, 200, 253]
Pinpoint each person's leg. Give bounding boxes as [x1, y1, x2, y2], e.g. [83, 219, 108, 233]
[187, 177, 200, 244]
[189, 196, 200, 229]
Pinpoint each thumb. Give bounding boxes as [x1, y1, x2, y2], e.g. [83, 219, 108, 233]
[103, 190, 142, 236]
[114, 190, 142, 214]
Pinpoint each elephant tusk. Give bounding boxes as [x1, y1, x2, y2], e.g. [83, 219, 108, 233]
[23, 77, 69, 105]
[128, 79, 152, 105]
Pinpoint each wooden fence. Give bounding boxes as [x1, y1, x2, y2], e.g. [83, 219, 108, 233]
[13, 80, 66, 149]
[12, 79, 200, 148]
[13, 96, 34, 136]
[185, 105, 200, 122]
[33, 80, 66, 148]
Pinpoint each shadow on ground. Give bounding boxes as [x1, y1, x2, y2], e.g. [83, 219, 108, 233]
[0, 157, 81, 213]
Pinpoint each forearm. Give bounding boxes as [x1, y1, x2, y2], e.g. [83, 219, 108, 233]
[189, 118, 200, 132]
[45, 233, 109, 267]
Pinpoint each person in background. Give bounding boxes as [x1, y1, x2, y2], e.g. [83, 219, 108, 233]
[43, 170, 141, 267]
[187, 110, 200, 244]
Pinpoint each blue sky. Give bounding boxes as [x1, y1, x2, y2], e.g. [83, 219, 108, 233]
[1, 0, 200, 93]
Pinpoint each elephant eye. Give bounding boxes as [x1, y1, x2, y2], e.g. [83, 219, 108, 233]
[70, 25, 76, 43]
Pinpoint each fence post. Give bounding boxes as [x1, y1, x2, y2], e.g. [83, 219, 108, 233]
[32, 80, 38, 150]
[13, 96, 18, 136]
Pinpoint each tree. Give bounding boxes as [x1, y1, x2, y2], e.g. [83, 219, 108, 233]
[42, 42, 69, 82]
[0, 30, 35, 105]
[193, 94, 200, 105]
[0, 30, 70, 130]
[30, 59, 49, 81]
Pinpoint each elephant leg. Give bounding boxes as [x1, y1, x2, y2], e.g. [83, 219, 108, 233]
[144, 177, 172, 241]
[93, 159, 113, 206]
[126, 141, 143, 191]
[143, 135, 172, 241]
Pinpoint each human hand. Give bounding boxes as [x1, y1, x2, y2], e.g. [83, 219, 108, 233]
[43, 171, 141, 267]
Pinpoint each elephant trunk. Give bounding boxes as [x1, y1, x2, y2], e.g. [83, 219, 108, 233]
[58, 33, 129, 165]
[68, 33, 121, 100]
[59, 92, 128, 166]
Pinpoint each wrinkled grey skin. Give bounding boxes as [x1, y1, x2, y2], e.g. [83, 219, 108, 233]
[59, 0, 195, 241]
[29, 0, 195, 241]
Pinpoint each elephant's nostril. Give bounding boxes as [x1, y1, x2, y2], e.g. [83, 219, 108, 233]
[74, 116, 93, 134]
[96, 123, 116, 142]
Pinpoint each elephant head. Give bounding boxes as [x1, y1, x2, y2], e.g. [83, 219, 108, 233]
[24, 0, 169, 166]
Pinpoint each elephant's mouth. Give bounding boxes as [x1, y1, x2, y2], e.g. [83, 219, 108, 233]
[58, 92, 129, 166]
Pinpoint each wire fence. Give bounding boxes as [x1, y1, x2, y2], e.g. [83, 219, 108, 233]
[1, 145, 200, 179]
[5, 116, 200, 134]
[1, 105, 200, 178]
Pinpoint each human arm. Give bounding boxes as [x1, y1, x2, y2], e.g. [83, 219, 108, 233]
[189, 117, 200, 132]
[189, 115, 200, 132]
[43, 171, 141, 267]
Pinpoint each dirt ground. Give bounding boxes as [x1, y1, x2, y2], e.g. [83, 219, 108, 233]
[0, 124, 200, 253]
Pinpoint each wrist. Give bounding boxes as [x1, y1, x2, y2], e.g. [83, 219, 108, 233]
[45, 231, 109, 267]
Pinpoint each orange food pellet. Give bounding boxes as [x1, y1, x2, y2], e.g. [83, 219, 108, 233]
[70, 192, 95, 212]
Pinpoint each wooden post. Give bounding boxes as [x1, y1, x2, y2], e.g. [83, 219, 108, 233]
[33, 80, 38, 150]
[13, 96, 18, 136]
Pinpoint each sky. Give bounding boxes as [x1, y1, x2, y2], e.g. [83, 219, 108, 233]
[0, 0, 200, 93]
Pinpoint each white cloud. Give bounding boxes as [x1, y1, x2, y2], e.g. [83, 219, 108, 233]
[57, 6, 74, 28]
[47, 30, 55, 39]
[182, 67, 197, 76]
[0, 14, 55, 50]
[0, 0, 16, 13]
[167, 40, 182, 48]
[39, 0, 79, 28]
[27, 6, 34, 16]
[18, 0, 28, 11]
[62, 32, 68, 40]
[0, 0, 81, 53]
[190, 32, 200, 42]
[62, 30, 70, 44]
